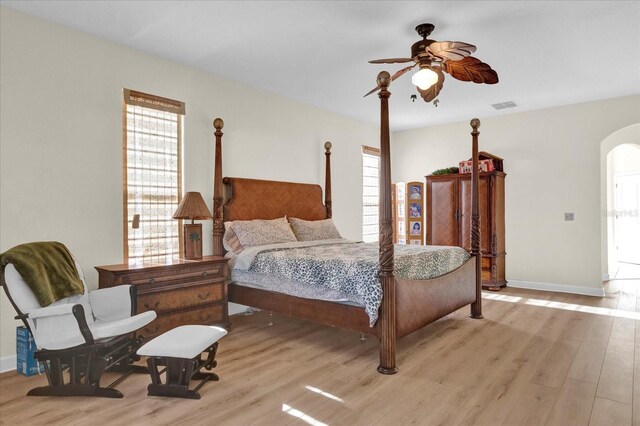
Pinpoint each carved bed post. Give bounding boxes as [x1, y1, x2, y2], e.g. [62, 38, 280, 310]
[469, 118, 484, 319]
[212, 118, 225, 257]
[324, 141, 332, 218]
[376, 71, 397, 375]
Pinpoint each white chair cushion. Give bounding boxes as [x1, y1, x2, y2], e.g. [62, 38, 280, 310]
[4, 260, 93, 325]
[89, 285, 134, 322]
[137, 325, 227, 359]
[30, 310, 89, 350]
[89, 310, 157, 341]
[4, 263, 41, 312]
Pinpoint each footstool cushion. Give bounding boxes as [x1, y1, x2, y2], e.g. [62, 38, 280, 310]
[137, 325, 227, 399]
[138, 325, 227, 358]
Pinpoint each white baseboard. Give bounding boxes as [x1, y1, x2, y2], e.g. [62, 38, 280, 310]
[602, 273, 610, 281]
[0, 355, 16, 373]
[507, 280, 605, 297]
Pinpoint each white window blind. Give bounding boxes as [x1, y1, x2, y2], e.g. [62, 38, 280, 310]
[362, 146, 380, 243]
[123, 89, 185, 263]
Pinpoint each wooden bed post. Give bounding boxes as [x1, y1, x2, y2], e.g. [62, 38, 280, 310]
[376, 71, 397, 375]
[212, 118, 225, 257]
[324, 141, 332, 218]
[469, 118, 484, 319]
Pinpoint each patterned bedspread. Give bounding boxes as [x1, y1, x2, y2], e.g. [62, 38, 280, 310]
[231, 239, 470, 326]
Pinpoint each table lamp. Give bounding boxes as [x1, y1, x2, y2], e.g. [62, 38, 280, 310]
[173, 192, 212, 259]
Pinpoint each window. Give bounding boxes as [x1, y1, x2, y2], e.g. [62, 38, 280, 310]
[362, 146, 380, 242]
[123, 89, 185, 262]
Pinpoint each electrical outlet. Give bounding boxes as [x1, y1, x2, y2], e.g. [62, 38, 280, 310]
[564, 213, 574, 221]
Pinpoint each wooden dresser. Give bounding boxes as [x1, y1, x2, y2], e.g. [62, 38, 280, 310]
[426, 171, 506, 290]
[96, 256, 229, 339]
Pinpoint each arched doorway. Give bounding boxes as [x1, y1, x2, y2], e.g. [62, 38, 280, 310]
[601, 124, 640, 280]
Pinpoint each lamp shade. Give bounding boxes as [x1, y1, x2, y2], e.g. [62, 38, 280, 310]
[172, 192, 212, 220]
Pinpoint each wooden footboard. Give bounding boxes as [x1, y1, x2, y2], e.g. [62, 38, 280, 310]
[395, 257, 476, 338]
[229, 284, 374, 335]
[229, 256, 476, 340]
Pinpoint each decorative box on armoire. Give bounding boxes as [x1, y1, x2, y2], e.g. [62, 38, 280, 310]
[425, 171, 506, 290]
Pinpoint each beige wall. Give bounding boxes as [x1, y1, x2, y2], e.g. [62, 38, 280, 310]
[392, 96, 640, 293]
[0, 8, 378, 360]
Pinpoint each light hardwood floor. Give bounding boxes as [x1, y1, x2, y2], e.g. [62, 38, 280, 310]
[1, 279, 639, 426]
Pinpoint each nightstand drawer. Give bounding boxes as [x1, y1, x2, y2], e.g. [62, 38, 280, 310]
[141, 304, 224, 339]
[137, 282, 223, 313]
[124, 266, 223, 286]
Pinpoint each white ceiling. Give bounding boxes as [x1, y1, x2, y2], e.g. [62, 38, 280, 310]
[2, 1, 639, 131]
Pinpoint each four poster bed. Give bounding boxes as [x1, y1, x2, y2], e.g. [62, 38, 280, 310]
[211, 71, 483, 374]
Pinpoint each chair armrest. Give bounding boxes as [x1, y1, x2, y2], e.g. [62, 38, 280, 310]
[89, 285, 135, 322]
[28, 304, 94, 350]
[29, 303, 77, 319]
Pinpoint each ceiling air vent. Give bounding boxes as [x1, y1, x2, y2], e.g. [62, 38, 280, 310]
[491, 101, 518, 110]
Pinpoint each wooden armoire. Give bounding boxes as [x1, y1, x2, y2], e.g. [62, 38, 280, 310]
[426, 171, 506, 290]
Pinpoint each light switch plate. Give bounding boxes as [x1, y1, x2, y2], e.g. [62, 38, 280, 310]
[564, 213, 574, 221]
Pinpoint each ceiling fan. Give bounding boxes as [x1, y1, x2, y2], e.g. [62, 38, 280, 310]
[365, 23, 498, 102]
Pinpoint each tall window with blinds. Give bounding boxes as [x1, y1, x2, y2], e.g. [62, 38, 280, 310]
[123, 89, 185, 263]
[362, 146, 380, 243]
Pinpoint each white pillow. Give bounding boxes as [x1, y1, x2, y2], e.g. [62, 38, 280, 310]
[288, 217, 342, 241]
[230, 217, 297, 247]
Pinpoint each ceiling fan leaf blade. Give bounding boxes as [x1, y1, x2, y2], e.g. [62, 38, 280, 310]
[363, 85, 381, 97]
[444, 56, 499, 84]
[482, 69, 499, 84]
[417, 68, 445, 102]
[369, 58, 415, 64]
[364, 64, 415, 97]
[427, 41, 477, 61]
[391, 64, 416, 81]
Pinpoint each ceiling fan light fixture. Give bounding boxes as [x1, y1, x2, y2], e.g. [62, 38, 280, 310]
[365, 23, 498, 102]
[411, 67, 439, 90]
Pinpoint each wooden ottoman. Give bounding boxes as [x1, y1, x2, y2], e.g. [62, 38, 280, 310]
[137, 325, 227, 399]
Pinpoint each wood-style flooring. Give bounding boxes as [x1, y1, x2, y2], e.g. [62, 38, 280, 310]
[1, 279, 639, 425]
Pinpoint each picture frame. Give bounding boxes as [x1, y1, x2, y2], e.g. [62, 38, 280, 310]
[409, 221, 421, 236]
[409, 184, 422, 200]
[183, 223, 203, 259]
[409, 203, 422, 218]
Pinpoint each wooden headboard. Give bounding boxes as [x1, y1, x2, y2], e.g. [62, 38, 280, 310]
[222, 177, 328, 222]
[211, 118, 332, 256]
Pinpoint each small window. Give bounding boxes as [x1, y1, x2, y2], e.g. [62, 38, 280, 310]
[123, 89, 185, 262]
[362, 146, 380, 243]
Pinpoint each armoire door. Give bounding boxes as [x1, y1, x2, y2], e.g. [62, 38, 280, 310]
[427, 169, 507, 290]
[426, 178, 458, 246]
[459, 176, 491, 253]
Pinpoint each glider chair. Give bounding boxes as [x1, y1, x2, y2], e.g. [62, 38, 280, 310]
[1, 243, 157, 398]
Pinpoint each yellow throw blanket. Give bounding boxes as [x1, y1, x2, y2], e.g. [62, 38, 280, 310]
[0, 242, 84, 307]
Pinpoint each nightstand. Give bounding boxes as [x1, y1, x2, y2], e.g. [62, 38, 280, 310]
[96, 256, 229, 340]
